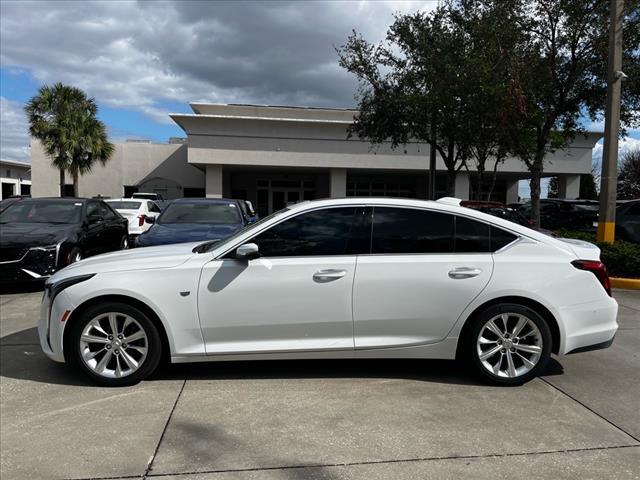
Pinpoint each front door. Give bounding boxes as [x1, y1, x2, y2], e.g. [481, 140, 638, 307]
[353, 207, 494, 348]
[197, 206, 368, 354]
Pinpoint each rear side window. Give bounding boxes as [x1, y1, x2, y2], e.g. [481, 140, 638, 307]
[251, 207, 361, 257]
[491, 226, 518, 251]
[455, 216, 490, 252]
[371, 207, 454, 254]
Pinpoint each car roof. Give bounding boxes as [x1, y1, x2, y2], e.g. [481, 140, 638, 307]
[17, 197, 89, 203]
[170, 198, 239, 204]
[106, 198, 147, 202]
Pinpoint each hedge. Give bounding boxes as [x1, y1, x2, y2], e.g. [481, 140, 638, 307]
[554, 229, 640, 278]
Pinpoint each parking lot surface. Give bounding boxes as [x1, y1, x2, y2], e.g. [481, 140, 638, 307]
[1, 288, 639, 479]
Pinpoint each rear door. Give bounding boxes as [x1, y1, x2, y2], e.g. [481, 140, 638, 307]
[353, 207, 494, 348]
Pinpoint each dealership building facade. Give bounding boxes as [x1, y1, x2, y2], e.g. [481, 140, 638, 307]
[32, 103, 600, 217]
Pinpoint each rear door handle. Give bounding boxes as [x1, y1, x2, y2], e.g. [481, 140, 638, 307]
[313, 269, 347, 283]
[448, 267, 482, 279]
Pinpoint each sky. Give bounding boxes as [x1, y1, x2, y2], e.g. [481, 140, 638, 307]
[1, 0, 638, 198]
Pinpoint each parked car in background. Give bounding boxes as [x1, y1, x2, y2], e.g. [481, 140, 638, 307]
[40, 197, 617, 386]
[155, 200, 172, 212]
[0, 197, 128, 282]
[517, 199, 599, 230]
[461, 201, 555, 236]
[135, 198, 253, 247]
[615, 199, 640, 243]
[131, 192, 164, 201]
[106, 198, 162, 241]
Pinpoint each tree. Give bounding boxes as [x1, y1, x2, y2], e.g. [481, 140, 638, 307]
[25, 83, 114, 197]
[338, 4, 524, 198]
[502, 0, 640, 226]
[618, 148, 640, 199]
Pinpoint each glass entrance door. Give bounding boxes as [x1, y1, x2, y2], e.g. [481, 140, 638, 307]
[272, 189, 301, 212]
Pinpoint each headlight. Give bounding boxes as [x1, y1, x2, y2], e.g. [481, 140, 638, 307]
[45, 274, 95, 304]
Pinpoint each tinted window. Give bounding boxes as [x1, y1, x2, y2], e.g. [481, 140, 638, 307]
[158, 202, 241, 224]
[371, 207, 454, 254]
[251, 207, 359, 257]
[108, 201, 142, 210]
[0, 200, 82, 224]
[626, 202, 640, 215]
[491, 226, 518, 251]
[455, 216, 490, 252]
[148, 202, 162, 213]
[100, 202, 117, 220]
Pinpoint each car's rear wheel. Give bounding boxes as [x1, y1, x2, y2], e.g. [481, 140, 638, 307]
[120, 235, 129, 250]
[67, 302, 162, 386]
[465, 304, 552, 385]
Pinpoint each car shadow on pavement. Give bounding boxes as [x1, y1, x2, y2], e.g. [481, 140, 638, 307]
[0, 326, 564, 388]
[0, 281, 45, 295]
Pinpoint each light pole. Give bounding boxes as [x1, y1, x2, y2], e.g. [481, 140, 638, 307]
[597, 0, 624, 243]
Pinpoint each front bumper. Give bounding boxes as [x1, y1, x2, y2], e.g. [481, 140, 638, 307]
[559, 296, 618, 355]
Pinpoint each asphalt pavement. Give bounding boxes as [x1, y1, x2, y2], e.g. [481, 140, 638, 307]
[1, 288, 638, 480]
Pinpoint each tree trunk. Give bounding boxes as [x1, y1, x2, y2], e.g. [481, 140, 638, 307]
[72, 171, 79, 197]
[446, 168, 457, 196]
[59, 169, 65, 197]
[486, 157, 502, 201]
[529, 158, 543, 227]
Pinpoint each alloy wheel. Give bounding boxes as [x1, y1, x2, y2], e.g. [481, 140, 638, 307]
[79, 312, 148, 378]
[476, 313, 543, 378]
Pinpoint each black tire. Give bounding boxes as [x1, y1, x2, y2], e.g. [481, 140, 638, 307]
[67, 302, 162, 386]
[68, 247, 83, 264]
[120, 235, 129, 250]
[463, 303, 552, 386]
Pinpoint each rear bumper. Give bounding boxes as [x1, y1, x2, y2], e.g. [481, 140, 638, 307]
[558, 296, 618, 355]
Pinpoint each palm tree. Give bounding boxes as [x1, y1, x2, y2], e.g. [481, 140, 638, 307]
[25, 83, 114, 196]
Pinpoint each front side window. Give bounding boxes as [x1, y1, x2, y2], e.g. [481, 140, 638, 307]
[250, 207, 362, 257]
[371, 207, 454, 254]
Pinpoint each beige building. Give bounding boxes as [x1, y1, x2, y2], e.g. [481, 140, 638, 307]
[1, 159, 31, 200]
[31, 103, 600, 216]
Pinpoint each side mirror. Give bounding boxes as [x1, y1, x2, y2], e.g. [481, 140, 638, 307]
[88, 214, 103, 224]
[145, 216, 156, 224]
[235, 243, 260, 260]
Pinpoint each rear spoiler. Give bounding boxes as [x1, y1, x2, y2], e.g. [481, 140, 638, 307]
[436, 197, 462, 207]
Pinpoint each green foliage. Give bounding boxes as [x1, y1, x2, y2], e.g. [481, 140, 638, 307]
[25, 83, 114, 196]
[617, 148, 640, 200]
[554, 229, 640, 278]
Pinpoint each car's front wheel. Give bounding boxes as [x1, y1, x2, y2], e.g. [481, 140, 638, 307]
[466, 304, 552, 385]
[67, 302, 162, 386]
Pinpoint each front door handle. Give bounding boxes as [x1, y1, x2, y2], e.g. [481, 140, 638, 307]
[313, 269, 347, 283]
[448, 267, 482, 279]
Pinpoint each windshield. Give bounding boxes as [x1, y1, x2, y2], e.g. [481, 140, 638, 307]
[107, 201, 142, 210]
[194, 208, 290, 253]
[158, 202, 242, 225]
[0, 200, 83, 224]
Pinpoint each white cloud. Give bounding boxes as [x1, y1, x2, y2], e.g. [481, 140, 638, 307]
[0, 0, 435, 161]
[0, 96, 30, 162]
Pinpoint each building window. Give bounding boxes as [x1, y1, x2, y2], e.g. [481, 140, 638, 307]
[347, 178, 416, 198]
[6, 169, 11, 178]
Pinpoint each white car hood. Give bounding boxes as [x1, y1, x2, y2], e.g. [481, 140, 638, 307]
[50, 242, 200, 280]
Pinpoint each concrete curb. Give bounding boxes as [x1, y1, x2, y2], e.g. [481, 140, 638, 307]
[610, 277, 640, 290]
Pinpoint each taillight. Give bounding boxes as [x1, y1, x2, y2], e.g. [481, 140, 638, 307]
[572, 260, 612, 296]
[138, 214, 145, 227]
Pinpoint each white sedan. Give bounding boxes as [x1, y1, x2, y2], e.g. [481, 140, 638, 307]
[105, 198, 162, 238]
[39, 197, 618, 386]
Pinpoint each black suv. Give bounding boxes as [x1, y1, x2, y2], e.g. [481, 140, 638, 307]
[0, 197, 128, 282]
[517, 199, 599, 230]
